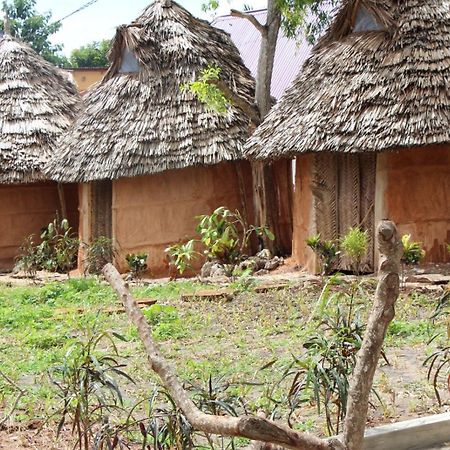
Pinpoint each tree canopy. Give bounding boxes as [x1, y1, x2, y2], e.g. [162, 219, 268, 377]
[69, 39, 110, 68]
[1, 0, 68, 66]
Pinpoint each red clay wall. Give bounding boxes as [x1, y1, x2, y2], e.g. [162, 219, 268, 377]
[0, 182, 79, 270]
[112, 162, 253, 277]
[376, 145, 450, 263]
[292, 154, 317, 272]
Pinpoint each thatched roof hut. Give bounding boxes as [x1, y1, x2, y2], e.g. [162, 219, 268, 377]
[0, 33, 81, 269]
[245, 0, 450, 271]
[0, 34, 80, 183]
[46, 0, 258, 276]
[45, 0, 255, 182]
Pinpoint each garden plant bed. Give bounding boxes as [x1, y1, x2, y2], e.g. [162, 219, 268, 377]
[0, 274, 449, 448]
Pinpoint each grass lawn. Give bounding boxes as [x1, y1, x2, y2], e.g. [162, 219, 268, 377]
[0, 276, 448, 448]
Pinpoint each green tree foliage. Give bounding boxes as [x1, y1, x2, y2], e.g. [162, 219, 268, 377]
[69, 39, 110, 68]
[278, 0, 339, 42]
[1, 0, 68, 66]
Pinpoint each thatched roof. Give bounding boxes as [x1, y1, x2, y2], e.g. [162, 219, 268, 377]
[45, 0, 256, 183]
[0, 34, 80, 184]
[245, 0, 450, 159]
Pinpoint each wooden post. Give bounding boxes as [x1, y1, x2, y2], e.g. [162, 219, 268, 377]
[57, 182, 68, 220]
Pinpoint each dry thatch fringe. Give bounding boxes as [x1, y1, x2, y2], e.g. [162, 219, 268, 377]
[0, 34, 81, 184]
[45, 0, 256, 183]
[244, 0, 450, 160]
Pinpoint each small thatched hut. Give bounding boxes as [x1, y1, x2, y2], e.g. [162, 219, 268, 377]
[0, 33, 80, 270]
[45, 0, 257, 276]
[245, 0, 450, 272]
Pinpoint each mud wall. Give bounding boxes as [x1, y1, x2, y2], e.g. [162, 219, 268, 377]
[376, 145, 450, 263]
[292, 154, 317, 272]
[112, 162, 253, 277]
[0, 182, 79, 270]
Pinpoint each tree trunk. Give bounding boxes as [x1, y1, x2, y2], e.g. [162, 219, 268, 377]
[251, 0, 284, 253]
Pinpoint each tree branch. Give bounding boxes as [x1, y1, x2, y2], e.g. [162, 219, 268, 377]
[230, 9, 267, 36]
[102, 263, 334, 450]
[342, 220, 402, 450]
[103, 220, 402, 450]
[208, 78, 261, 126]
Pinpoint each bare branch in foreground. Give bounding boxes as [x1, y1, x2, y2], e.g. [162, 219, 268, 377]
[103, 263, 334, 450]
[103, 220, 401, 450]
[343, 220, 402, 450]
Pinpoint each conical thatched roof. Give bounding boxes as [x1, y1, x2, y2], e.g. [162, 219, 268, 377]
[45, 0, 256, 183]
[245, 0, 450, 160]
[0, 34, 80, 183]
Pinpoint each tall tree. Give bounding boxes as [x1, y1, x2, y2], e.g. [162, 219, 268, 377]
[70, 39, 110, 68]
[1, 0, 68, 66]
[199, 0, 336, 254]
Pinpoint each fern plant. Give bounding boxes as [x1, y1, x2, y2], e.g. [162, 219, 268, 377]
[401, 234, 425, 265]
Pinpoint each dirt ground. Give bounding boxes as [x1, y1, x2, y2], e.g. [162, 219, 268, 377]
[0, 264, 449, 449]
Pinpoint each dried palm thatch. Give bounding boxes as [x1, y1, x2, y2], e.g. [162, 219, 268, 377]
[245, 0, 450, 159]
[0, 34, 80, 183]
[45, 0, 256, 182]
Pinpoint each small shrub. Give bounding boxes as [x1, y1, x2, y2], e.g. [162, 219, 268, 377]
[165, 240, 199, 275]
[306, 234, 339, 276]
[401, 234, 426, 265]
[287, 297, 366, 435]
[49, 328, 134, 450]
[15, 235, 40, 277]
[15, 216, 79, 275]
[82, 236, 116, 275]
[166, 206, 274, 275]
[137, 386, 194, 450]
[126, 252, 148, 279]
[340, 227, 368, 275]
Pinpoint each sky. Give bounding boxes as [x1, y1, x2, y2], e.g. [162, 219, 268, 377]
[35, 0, 267, 56]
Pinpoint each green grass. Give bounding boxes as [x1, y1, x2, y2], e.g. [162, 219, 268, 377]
[0, 276, 447, 447]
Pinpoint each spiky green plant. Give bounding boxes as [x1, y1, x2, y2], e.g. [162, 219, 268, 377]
[340, 227, 368, 275]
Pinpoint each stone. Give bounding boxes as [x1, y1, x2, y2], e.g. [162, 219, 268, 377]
[254, 269, 269, 276]
[201, 261, 215, 278]
[210, 263, 227, 278]
[256, 249, 272, 260]
[265, 256, 284, 271]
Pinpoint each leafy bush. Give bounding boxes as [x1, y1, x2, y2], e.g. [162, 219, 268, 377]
[82, 236, 116, 275]
[340, 227, 368, 274]
[15, 217, 79, 275]
[136, 387, 194, 450]
[424, 287, 450, 405]
[126, 252, 148, 279]
[166, 206, 274, 275]
[306, 234, 339, 276]
[401, 234, 426, 265]
[196, 207, 274, 263]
